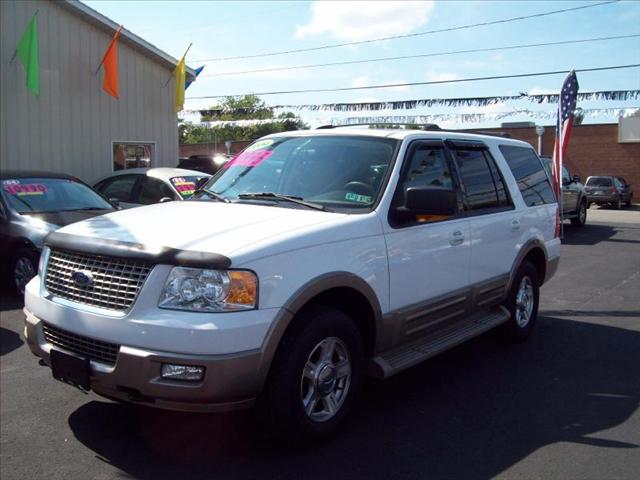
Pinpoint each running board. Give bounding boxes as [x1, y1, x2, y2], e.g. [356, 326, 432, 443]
[369, 306, 510, 379]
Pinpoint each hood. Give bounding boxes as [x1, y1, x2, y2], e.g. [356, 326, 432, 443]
[22, 209, 114, 228]
[55, 201, 347, 257]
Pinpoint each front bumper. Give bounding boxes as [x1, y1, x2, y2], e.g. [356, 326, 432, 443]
[24, 308, 266, 412]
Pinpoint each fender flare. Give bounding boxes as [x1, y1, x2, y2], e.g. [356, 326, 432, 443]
[505, 238, 549, 295]
[255, 271, 383, 390]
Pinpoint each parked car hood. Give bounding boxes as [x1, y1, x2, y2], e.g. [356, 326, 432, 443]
[53, 201, 349, 258]
[22, 209, 114, 228]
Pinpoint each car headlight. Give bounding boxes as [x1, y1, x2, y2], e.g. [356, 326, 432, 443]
[158, 267, 257, 312]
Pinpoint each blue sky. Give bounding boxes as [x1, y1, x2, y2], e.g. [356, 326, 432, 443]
[84, 0, 640, 127]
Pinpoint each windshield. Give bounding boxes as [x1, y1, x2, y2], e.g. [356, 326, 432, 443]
[170, 176, 208, 198]
[1, 178, 113, 214]
[201, 135, 398, 211]
[586, 177, 612, 187]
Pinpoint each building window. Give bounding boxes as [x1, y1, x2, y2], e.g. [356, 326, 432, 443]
[112, 142, 155, 171]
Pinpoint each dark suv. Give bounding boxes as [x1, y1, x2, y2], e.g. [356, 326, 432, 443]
[540, 156, 587, 227]
[177, 154, 230, 175]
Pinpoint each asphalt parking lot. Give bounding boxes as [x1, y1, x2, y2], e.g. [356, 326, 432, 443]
[1, 205, 639, 480]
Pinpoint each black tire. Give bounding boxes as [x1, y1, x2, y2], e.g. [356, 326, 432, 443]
[625, 196, 632, 207]
[570, 200, 587, 227]
[257, 306, 364, 443]
[11, 249, 39, 295]
[614, 197, 622, 210]
[503, 261, 539, 342]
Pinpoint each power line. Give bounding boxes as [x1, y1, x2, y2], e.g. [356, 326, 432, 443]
[185, 64, 640, 99]
[199, 33, 639, 78]
[191, 1, 620, 62]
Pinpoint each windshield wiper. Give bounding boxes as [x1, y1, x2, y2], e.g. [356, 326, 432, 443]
[197, 189, 230, 203]
[237, 192, 331, 212]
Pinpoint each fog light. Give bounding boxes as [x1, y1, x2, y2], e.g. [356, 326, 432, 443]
[161, 363, 205, 382]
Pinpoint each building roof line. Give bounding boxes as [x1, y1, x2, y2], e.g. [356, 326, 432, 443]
[59, 0, 196, 78]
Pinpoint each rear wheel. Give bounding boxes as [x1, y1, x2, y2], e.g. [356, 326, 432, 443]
[625, 195, 632, 207]
[570, 200, 587, 227]
[614, 197, 622, 209]
[257, 307, 364, 442]
[503, 261, 539, 342]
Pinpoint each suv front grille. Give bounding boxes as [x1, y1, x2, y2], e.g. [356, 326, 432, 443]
[44, 249, 153, 311]
[43, 322, 120, 365]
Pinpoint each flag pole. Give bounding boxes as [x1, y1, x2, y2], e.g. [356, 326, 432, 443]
[558, 106, 564, 239]
[164, 43, 192, 87]
[95, 25, 123, 75]
[10, 10, 39, 64]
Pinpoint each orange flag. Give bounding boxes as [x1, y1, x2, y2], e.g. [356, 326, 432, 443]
[97, 26, 122, 98]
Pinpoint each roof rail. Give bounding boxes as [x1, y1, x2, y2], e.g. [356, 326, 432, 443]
[316, 123, 441, 131]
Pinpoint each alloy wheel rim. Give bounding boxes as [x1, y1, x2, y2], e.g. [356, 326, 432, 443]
[14, 257, 35, 294]
[515, 276, 534, 328]
[300, 337, 351, 422]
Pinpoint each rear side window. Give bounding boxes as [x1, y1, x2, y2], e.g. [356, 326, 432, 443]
[99, 175, 139, 202]
[499, 145, 555, 206]
[586, 177, 612, 187]
[452, 149, 510, 211]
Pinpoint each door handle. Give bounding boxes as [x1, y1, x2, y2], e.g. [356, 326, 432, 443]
[449, 230, 464, 246]
[510, 219, 521, 231]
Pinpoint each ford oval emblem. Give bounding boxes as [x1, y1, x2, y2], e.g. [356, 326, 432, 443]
[71, 270, 94, 288]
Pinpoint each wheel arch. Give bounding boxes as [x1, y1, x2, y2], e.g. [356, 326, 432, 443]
[506, 239, 548, 295]
[255, 272, 383, 391]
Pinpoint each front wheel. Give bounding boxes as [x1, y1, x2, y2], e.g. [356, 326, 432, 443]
[503, 261, 539, 342]
[571, 201, 587, 227]
[257, 307, 364, 442]
[12, 249, 38, 295]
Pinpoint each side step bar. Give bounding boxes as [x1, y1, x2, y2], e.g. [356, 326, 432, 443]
[369, 306, 510, 379]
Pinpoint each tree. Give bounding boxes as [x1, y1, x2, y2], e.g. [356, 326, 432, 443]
[179, 95, 308, 145]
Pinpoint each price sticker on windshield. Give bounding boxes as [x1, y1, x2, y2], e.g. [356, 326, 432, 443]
[3, 182, 47, 196]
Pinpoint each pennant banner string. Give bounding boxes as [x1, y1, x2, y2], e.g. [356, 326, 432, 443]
[185, 90, 640, 116]
[189, 107, 640, 127]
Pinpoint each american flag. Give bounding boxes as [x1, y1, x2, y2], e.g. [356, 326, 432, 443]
[552, 70, 579, 201]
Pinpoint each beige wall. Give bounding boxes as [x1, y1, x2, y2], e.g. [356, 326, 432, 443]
[0, 0, 178, 183]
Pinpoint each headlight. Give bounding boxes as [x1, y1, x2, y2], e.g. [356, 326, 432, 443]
[158, 267, 257, 312]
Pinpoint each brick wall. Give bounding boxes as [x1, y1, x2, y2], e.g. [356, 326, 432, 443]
[475, 123, 640, 189]
[179, 141, 251, 157]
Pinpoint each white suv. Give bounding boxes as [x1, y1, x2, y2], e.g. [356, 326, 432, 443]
[24, 128, 560, 440]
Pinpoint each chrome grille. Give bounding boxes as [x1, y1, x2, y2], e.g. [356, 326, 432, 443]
[44, 248, 153, 311]
[43, 322, 120, 365]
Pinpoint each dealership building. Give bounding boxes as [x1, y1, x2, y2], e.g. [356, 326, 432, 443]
[0, 0, 194, 183]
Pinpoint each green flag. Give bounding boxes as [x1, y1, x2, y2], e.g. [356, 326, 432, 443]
[16, 14, 39, 96]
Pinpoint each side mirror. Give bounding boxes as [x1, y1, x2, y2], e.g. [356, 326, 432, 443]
[401, 186, 457, 216]
[108, 197, 120, 208]
[159, 196, 174, 203]
[572, 175, 581, 184]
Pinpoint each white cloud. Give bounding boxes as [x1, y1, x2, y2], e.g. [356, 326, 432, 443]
[295, 1, 435, 41]
[425, 70, 461, 82]
[351, 75, 372, 88]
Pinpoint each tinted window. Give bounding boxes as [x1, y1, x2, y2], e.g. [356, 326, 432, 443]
[586, 177, 612, 187]
[499, 145, 555, 206]
[562, 166, 571, 183]
[453, 149, 501, 210]
[99, 175, 139, 202]
[1, 178, 112, 213]
[391, 143, 455, 225]
[138, 177, 175, 204]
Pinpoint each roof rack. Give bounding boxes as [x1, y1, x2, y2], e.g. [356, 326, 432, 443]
[316, 123, 441, 131]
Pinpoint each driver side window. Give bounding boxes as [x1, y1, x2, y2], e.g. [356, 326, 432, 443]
[391, 143, 455, 226]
